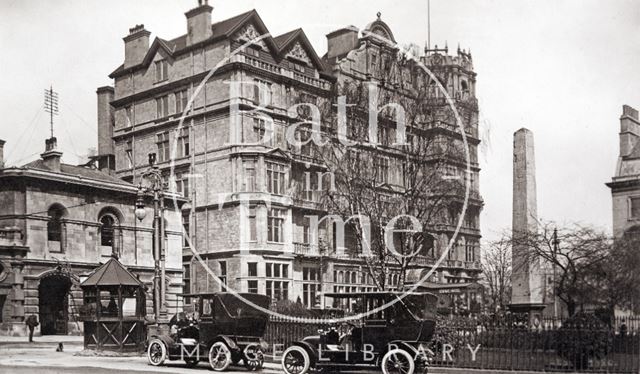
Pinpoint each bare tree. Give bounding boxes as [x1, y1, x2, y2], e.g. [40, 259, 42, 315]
[301, 53, 470, 291]
[509, 221, 610, 316]
[590, 233, 640, 316]
[481, 238, 512, 313]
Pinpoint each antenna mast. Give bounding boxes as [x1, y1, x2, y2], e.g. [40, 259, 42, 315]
[44, 86, 59, 138]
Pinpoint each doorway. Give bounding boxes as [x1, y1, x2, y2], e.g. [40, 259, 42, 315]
[39, 274, 72, 335]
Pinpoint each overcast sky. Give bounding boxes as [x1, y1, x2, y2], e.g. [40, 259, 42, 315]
[1, 0, 639, 240]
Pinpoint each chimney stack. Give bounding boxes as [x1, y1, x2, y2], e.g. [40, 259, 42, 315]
[96, 86, 115, 156]
[619, 105, 640, 158]
[0, 139, 5, 169]
[185, 0, 213, 46]
[123, 24, 151, 69]
[41, 137, 63, 172]
[326, 27, 359, 64]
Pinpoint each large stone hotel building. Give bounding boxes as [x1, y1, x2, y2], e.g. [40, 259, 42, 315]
[102, 2, 482, 310]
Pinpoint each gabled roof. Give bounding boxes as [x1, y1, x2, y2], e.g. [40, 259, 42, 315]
[273, 28, 327, 71]
[273, 29, 300, 47]
[81, 257, 143, 287]
[21, 159, 132, 187]
[110, 9, 327, 78]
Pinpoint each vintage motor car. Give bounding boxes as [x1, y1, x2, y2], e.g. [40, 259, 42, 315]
[146, 292, 270, 371]
[281, 291, 438, 374]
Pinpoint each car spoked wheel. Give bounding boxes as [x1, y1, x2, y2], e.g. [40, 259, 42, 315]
[243, 344, 264, 371]
[209, 341, 232, 371]
[147, 339, 167, 366]
[381, 349, 415, 374]
[281, 345, 311, 374]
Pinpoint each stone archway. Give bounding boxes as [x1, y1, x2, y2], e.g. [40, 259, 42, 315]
[38, 273, 72, 335]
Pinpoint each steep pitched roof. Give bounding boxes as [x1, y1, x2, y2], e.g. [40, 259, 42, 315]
[22, 159, 132, 186]
[110, 9, 327, 77]
[211, 9, 257, 39]
[81, 257, 143, 287]
[273, 28, 327, 71]
[273, 29, 300, 48]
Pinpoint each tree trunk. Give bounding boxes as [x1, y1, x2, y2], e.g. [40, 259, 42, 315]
[567, 301, 577, 316]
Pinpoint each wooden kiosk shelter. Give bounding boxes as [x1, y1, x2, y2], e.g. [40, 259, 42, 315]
[80, 257, 147, 352]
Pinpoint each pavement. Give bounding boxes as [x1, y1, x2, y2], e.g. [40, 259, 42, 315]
[0, 335, 584, 374]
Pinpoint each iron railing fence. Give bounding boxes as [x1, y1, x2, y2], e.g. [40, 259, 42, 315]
[264, 316, 640, 373]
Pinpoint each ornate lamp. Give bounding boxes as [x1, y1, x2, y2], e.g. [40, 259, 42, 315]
[135, 185, 147, 222]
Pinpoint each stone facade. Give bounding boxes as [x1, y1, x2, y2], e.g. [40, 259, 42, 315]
[0, 139, 183, 336]
[608, 105, 640, 238]
[101, 4, 483, 310]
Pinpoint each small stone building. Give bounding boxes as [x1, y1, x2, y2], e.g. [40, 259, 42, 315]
[608, 105, 640, 238]
[0, 137, 184, 336]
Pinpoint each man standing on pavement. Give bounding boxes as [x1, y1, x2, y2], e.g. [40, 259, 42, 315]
[25, 314, 39, 342]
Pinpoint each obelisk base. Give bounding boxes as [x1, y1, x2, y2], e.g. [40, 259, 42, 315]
[508, 303, 546, 327]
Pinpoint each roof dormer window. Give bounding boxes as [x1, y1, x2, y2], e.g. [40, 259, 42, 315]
[155, 60, 168, 82]
[246, 46, 261, 58]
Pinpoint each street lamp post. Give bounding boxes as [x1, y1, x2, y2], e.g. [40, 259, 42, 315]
[135, 153, 167, 323]
[552, 228, 560, 319]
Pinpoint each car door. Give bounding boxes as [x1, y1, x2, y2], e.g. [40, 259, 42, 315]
[361, 296, 388, 353]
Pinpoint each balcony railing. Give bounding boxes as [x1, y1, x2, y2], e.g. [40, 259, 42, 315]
[290, 151, 323, 165]
[232, 55, 331, 91]
[293, 242, 319, 256]
[242, 55, 282, 74]
[0, 226, 23, 246]
[465, 261, 481, 270]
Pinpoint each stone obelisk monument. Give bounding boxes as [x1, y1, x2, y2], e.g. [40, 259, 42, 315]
[509, 128, 545, 322]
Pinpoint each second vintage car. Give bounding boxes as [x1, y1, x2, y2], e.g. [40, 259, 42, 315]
[281, 291, 438, 374]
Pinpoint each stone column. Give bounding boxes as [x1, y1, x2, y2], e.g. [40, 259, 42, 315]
[9, 260, 26, 336]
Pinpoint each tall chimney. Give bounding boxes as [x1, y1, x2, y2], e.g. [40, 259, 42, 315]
[185, 1, 213, 46]
[97, 86, 115, 156]
[619, 105, 640, 158]
[123, 24, 151, 69]
[326, 27, 359, 63]
[0, 139, 5, 169]
[41, 137, 63, 172]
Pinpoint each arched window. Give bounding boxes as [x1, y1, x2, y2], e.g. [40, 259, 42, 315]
[351, 272, 357, 284]
[98, 208, 123, 257]
[422, 234, 436, 257]
[461, 80, 469, 93]
[47, 204, 66, 242]
[100, 215, 115, 246]
[448, 241, 458, 260]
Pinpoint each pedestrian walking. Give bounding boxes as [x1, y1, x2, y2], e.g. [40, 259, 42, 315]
[25, 314, 39, 342]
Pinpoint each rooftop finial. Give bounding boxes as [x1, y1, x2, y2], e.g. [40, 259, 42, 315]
[377, 11, 381, 19]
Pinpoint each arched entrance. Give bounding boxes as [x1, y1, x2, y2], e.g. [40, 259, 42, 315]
[39, 274, 72, 335]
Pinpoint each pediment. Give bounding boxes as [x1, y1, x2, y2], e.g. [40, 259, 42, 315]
[285, 42, 312, 65]
[232, 23, 268, 50]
